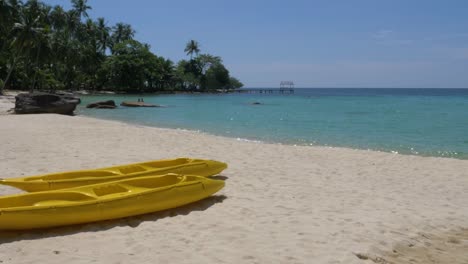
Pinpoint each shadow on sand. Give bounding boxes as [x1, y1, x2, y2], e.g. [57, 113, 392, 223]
[210, 175, 229, 181]
[0, 175, 229, 244]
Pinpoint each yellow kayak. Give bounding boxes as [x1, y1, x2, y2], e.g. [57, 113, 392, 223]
[0, 158, 227, 192]
[0, 174, 224, 230]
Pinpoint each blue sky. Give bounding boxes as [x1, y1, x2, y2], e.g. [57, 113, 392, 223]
[45, 0, 468, 88]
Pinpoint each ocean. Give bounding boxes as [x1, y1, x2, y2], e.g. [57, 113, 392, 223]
[78, 88, 468, 159]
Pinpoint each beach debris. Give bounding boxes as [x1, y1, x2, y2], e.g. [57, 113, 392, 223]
[121, 101, 161, 107]
[14, 92, 80, 115]
[86, 100, 117, 109]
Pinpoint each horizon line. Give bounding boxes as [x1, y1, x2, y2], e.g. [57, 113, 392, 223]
[243, 87, 468, 89]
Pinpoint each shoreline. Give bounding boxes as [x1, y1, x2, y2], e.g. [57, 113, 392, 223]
[2, 92, 466, 161]
[4, 90, 467, 160]
[82, 113, 467, 162]
[77, 91, 468, 160]
[1, 113, 468, 263]
[77, 112, 466, 161]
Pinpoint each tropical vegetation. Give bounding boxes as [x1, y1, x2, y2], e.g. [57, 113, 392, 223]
[0, 0, 243, 95]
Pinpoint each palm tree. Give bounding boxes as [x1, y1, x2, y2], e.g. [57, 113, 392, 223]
[110, 22, 134, 53]
[0, 0, 22, 51]
[0, 0, 16, 27]
[30, 26, 50, 91]
[96, 17, 110, 54]
[0, 0, 18, 94]
[71, 0, 90, 20]
[112, 23, 134, 43]
[50, 5, 67, 31]
[1, 1, 46, 92]
[0, 0, 10, 21]
[22, 0, 51, 91]
[197, 53, 221, 74]
[46, 5, 77, 89]
[159, 58, 174, 89]
[184, 39, 200, 60]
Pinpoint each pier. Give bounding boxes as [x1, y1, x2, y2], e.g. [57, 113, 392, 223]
[235, 81, 295, 94]
[234, 88, 294, 94]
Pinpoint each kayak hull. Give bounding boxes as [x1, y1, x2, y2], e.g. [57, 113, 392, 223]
[0, 158, 227, 192]
[0, 174, 224, 230]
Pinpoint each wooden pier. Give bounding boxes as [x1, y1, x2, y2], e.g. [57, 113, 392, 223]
[234, 88, 294, 94]
[235, 81, 295, 94]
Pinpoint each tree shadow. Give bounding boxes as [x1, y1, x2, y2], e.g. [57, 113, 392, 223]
[0, 194, 227, 244]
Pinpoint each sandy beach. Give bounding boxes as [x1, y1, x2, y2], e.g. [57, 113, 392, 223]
[0, 92, 15, 115]
[0, 98, 468, 263]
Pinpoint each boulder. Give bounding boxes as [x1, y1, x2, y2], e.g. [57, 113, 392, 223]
[86, 100, 116, 109]
[93, 104, 116, 109]
[14, 92, 80, 115]
[120, 101, 160, 107]
[55, 91, 81, 104]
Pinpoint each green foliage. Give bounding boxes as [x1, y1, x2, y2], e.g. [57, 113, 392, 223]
[228, 77, 244, 89]
[175, 47, 243, 91]
[0, 0, 242, 94]
[205, 63, 230, 90]
[104, 40, 148, 91]
[71, 0, 91, 20]
[102, 40, 175, 92]
[110, 23, 134, 53]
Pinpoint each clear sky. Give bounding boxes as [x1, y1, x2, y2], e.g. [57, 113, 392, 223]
[44, 0, 468, 88]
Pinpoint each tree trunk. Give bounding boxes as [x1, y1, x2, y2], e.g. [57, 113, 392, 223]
[31, 44, 42, 92]
[1, 57, 17, 95]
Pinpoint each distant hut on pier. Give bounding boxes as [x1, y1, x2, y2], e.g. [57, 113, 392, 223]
[280, 81, 295, 93]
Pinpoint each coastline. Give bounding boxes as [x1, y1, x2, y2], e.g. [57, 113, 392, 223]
[0, 112, 468, 263]
[77, 90, 468, 160]
[77, 110, 468, 161]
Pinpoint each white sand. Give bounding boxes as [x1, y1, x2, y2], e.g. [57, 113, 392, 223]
[0, 111, 467, 263]
[0, 91, 15, 115]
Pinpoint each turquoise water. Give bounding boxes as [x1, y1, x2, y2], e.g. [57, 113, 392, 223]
[78, 89, 468, 159]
